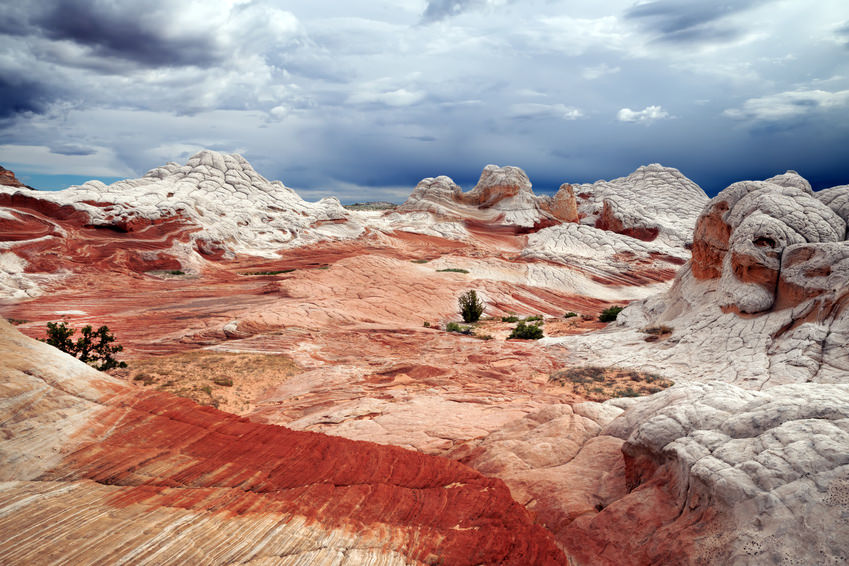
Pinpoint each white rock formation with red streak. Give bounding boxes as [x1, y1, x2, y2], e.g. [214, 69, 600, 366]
[399, 164, 574, 227]
[1, 150, 362, 260]
[550, 171, 849, 387]
[571, 163, 708, 247]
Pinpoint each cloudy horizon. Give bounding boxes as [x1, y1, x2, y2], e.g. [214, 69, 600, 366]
[1, 0, 848, 202]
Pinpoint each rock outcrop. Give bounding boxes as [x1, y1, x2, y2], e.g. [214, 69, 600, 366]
[570, 163, 708, 246]
[399, 164, 563, 228]
[0, 319, 566, 565]
[0, 151, 362, 277]
[0, 165, 31, 189]
[553, 172, 849, 386]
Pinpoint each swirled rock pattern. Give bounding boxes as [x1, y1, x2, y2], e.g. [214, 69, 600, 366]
[570, 163, 708, 247]
[552, 172, 849, 387]
[0, 319, 566, 565]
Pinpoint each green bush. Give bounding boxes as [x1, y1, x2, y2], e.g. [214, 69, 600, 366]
[523, 315, 542, 322]
[599, 306, 624, 322]
[458, 290, 484, 323]
[40, 322, 127, 370]
[508, 321, 544, 340]
[501, 315, 519, 323]
[563, 312, 578, 319]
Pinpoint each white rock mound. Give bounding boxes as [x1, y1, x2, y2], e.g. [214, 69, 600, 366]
[399, 164, 577, 227]
[2, 150, 362, 258]
[570, 163, 708, 247]
[604, 381, 849, 564]
[551, 171, 849, 387]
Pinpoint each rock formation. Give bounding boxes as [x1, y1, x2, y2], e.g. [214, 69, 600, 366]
[0, 318, 566, 565]
[554, 171, 849, 386]
[0, 151, 362, 293]
[0, 165, 31, 189]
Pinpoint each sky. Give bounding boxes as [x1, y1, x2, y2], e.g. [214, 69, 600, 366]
[1, 0, 848, 202]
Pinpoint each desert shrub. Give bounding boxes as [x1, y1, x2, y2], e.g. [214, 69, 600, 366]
[213, 377, 234, 387]
[6, 318, 29, 325]
[642, 325, 673, 342]
[458, 290, 484, 323]
[501, 315, 519, 323]
[411, 259, 430, 264]
[475, 334, 494, 340]
[438, 268, 469, 274]
[524, 314, 543, 322]
[446, 322, 473, 334]
[599, 306, 624, 322]
[166, 270, 185, 276]
[243, 269, 295, 276]
[563, 312, 578, 319]
[508, 321, 544, 340]
[615, 387, 640, 398]
[423, 321, 431, 328]
[40, 322, 127, 371]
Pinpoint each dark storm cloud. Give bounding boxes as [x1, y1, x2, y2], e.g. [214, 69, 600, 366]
[33, 0, 221, 68]
[0, 74, 51, 119]
[49, 144, 98, 156]
[625, 0, 774, 44]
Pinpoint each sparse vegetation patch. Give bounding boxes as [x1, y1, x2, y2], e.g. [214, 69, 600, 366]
[563, 312, 578, 319]
[446, 321, 473, 334]
[642, 325, 673, 342]
[549, 365, 673, 401]
[242, 269, 295, 276]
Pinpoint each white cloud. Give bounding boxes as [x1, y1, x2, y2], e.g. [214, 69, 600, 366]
[617, 105, 670, 123]
[509, 103, 583, 120]
[723, 89, 849, 121]
[348, 87, 427, 107]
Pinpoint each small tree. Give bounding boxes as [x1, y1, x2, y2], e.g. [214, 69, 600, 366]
[458, 290, 484, 323]
[41, 322, 127, 370]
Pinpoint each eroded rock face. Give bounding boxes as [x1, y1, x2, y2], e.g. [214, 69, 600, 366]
[691, 172, 846, 313]
[0, 319, 566, 565]
[591, 382, 849, 565]
[572, 163, 708, 248]
[554, 173, 849, 387]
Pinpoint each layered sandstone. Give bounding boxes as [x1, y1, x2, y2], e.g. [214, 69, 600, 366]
[0, 319, 566, 565]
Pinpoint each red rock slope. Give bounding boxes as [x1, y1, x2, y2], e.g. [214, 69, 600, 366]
[0, 319, 565, 565]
